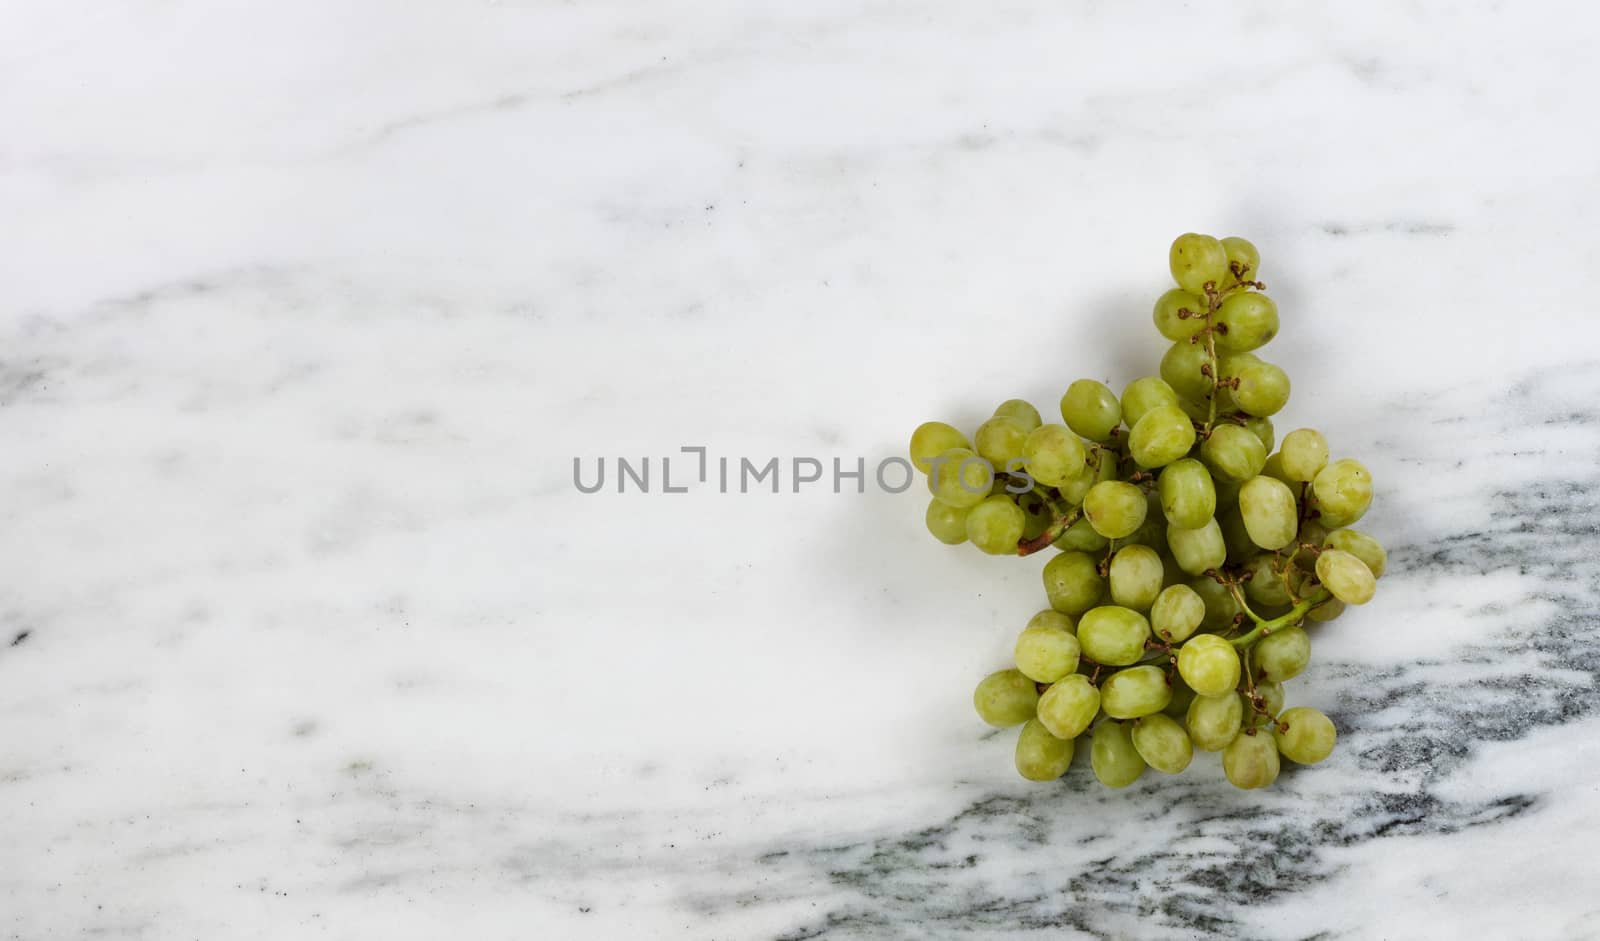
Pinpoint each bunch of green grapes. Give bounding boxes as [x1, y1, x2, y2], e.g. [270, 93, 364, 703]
[912, 233, 1384, 789]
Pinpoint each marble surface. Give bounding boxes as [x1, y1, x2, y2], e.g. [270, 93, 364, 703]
[4, 2, 1600, 938]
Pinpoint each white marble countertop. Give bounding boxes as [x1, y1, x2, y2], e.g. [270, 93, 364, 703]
[4, 3, 1600, 938]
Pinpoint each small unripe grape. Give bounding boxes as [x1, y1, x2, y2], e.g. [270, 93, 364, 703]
[1158, 458, 1216, 530]
[1253, 626, 1310, 682]
[1159, 341, 1214, 401]
[1312, 458, 1373, 527]
[992, 399, 1042, 432]
[1036, 674, 1099, 739]
[1176, 634, 1241, 696]
[1325, 528, 1387, 578]
[1261, 452, 1293, 485]
[1023, 423, 1088, 487]
[1223, 729, 1280, 789]
[1168, 518, 1226, 575]
[1152, 289, 1208, 342]
[1186, 693, 1245, 751]
[910, 421, 972, 474]
[1119, 490, 1170, 556]
[1132, 713, 1193, 773]
[1189, 575, 1241, 630]
[1239, 475, 1299, 550]
[1279, 428, 1330, 482]
[966, 494, 1026, 555]
[1293, 518, 1330, 568]
[1109, 545, 1165, 612]
[1015, 718, 1076, 781]
[1077, 606, 1152, 666]
[927, 448, 993, 509]
[1025, 609, 1076, 635]
[1315, 548, 1377, 604]
[1274, 706, 1337, 765]
[1242, 554, 1292, 606]
[1053, 515, 1109, 552]
[1307, 598, 1345, 622]
[1169, 233, 1230, 294]
[1232, 360, 1290, 416]
[1150, 584, 1205, 642]
[974, 416, 1029, 467]
[1244, 415, 1275, 452]
[924, 499, 970, 545]
[1129, 405, 1196, 468]
[973, 669, 1039, 727]
[1201, 425, 1268, 482]
[1220, 236, 1260, 285]
[1256, 681, 1285, 717]
[1213, 292, 1279, 353]
[1060, 379, 1122, 442]
[1100, 665, 1173, 718]
[1084, 481, 1147, 539]
[1042, 550, 1106, 615]
[1121, 376, 1181, 428]
[1091, 720, 1147, 787]
[1014, 625, 1081, 684]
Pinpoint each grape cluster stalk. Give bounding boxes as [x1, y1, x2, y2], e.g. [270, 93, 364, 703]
[911, 234, 1385, 789]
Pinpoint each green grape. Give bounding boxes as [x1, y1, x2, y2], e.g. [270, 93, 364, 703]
[1162, 674, 1197, 718]
[1150, 584, 1205, 642]
[1042, 551, 1106, 615]
[1220, 236, 1260, 285]
[1242, 554, 1292, 606]
[1014, 624, 1082, 683]
[1131, 713, 1193, 773]
[1167, 518, 1226, 575]
[1253, 626, 1310, 682]
[1274, 707, 1336, 764]
[1036, 674, 1099, 739]
[1311, 458, 1373, 527]
[1121, 376, 1181, 428]
[1325, 528, 1386, 578]
[1015, 718, 1076, 781]
[1077, 605, 1152, 666]
[910, 421, 973, 474]
[973, 669, 1039, 727]
[1026, 609, 1077, 635]
[1200, 424, 1267, 482]
[1238, 476, 1298, 550]
[1129, 405, 1197, 468]
[1243, 415, 1275, 452]
[1255, 681, 1285, 717]
[1222, 729, 1280, 789]
[1315, 548, 1376, 604]
[1109, 544, 1165, 611]
[1018, 490, 1051, 541]
[1023, 423, 1088, 487]
[1213, 475, 1242, 510]
[1293, 518, 1330, 568]
[1189, 575, 1241, 630]
[1168, 233, 1229, 294]
[1151, 288, 1209, 342]
[1279, 428, 1329, 482]
[1186, 693, 1244, 751]
[924, 499, 970, 545]
[927, 448, 995, 509]
[1158, 459, 1216, 529]
[993, 399, 1042, 432]
[1091, 720, 1147, 787]
[1060, 379, 1122, 442]
[1174, 394, 1210, 425]
[1213, 293, 1279, 353]
[1100, 665, 1172, 719]
[966, 494, 1026, 555]
[1083, 481, 1147, 539]
[1159, 341, 1214, 401]
[1056, 463, 1096, 505]
[1232, 360, 1291, 417]
[1261, 452, 1294, 485]
[1053, 515, 1109, 552]
[1307, 597, 1345, 622]
[974, 416, 1029, 467]
[1119, 491, 1170, 556]
[1176, 634, 1241, 696]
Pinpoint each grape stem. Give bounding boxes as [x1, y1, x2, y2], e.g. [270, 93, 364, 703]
[1226, 588, 1330, 648]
